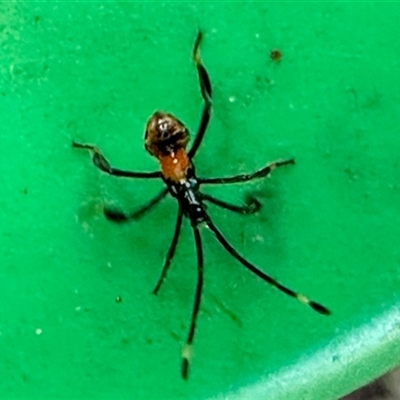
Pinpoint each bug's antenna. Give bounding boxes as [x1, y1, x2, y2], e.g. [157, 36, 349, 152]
[192, 30, 212, 102]
[181, 224, 204, 380]
[188, 30, 213, 158]
[206, 219, 330, 315]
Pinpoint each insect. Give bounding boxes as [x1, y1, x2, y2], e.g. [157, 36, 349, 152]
[73, 31, 330, 380]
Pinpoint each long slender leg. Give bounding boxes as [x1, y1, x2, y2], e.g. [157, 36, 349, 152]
[153, 207, 184, 294]
[206, 219, 330, 315]
[199, 158, 295, 185]
[188, 31, 213, 158]
[181, 224, 204, 380]
[104, 188, 168, 223]
[73, 141, 161, 179]
[202, 193, 261, 215]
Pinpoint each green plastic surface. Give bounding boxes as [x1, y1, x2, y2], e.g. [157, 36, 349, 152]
[2, 2, 400, 399]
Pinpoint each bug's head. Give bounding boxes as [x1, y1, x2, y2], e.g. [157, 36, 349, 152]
[145, 111, 189, 158]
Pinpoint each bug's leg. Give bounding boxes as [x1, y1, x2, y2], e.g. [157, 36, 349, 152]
[153, 207, 184, 294]
[181, 224, 204, 380]
[206, 218, 330, 315]
[202, 193, 261, 215]
[188, 31, 213, 158]
[199, 158, 295, 185]
[104, 188, 169, 223]
[72, 141, 161, 179]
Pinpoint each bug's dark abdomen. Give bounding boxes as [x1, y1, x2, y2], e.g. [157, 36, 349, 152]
[183, 192, 209, 226]
[166, 177, 209, 226]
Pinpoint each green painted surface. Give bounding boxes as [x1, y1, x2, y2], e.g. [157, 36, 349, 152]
[1, 2, 400, 399]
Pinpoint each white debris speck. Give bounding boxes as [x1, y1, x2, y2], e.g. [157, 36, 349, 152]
[107, 262, 112, 268]
[252, 234, 264, 243]
[81, 221, 91, 233]
[75, 306, 81, 311]
[229, 96, 236, 103]
[35, 328, 42, 335]
[255, 33, 260, 39]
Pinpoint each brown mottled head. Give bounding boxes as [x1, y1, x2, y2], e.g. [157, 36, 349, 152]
[145, 111, 189, 158]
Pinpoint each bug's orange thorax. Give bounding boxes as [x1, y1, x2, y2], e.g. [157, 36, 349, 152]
[159, 148, 191, 182]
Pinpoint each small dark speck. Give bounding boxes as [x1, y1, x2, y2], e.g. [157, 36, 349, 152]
[270, 49, 282, 62]
[169, 330, 180, 341]
[115, 296, 122, 303]
[34, 16, 40, 23]
[256, 75, 272, 86]
[23, 188, 28, 195]
[210, 294, 243, 327]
